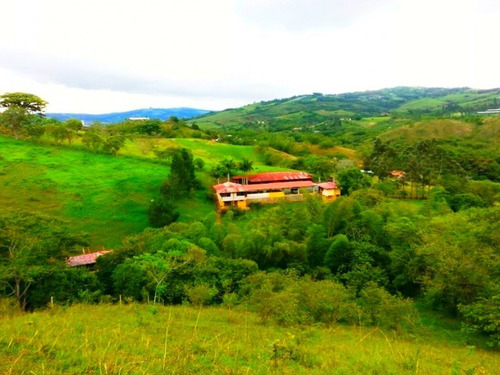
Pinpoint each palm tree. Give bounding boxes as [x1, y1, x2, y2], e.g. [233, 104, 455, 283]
[221, 158, 237, 182]
[238, 158, 254, 184]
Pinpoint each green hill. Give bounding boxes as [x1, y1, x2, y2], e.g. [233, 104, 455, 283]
[0, 136, 291, 247]
[191, 87, 500, 131]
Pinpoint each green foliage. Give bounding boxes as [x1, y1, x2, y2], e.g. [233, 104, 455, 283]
[243, 272, 414, 328]
[27, 267, 101, 308]
[168, 148, 197, 196]
[337, 168, 371, 195]
[0, 93, 47, 139]
[0, 92, 47, 113]
[185, 283, 216, 306]
[0, 210, 87, 309]
[460, 294, 500, 347]
[357, 282, 416, 328]
[324, 234, 352, 274]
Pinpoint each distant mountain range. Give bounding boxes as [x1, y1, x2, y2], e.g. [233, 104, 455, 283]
[46, 108, 212, 124]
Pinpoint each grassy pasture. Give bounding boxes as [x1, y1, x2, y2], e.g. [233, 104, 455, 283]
[0, 136, 291, 247]
[0, 302, 498, 374]
[0, 136, 167, 247]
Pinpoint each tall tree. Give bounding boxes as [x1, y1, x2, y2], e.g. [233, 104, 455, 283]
[169, 148, 197, 196]
[0, 92, 47, 139]
[0, 92, 47, 113]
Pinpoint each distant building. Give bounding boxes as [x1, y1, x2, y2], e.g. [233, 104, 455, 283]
[317, 182, 341, 201]
[67, 250, 112, 267]
[213, 171, 340, 211]
[128, 117, 150, 121]
[477, 108, 500, 114]
[390, 170, 406, 179]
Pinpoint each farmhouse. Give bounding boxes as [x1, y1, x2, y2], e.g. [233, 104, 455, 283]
[213, 171, 340, 211]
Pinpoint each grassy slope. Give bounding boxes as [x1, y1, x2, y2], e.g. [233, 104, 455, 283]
[0, 303, 498, 374]
[120, 137, 293, 170]
[379, 117, 500, 152]
[190, 88, 500, 129]
[395, 91, 500, 113]
[0, 136, 292, 247]
[0, 136, 167, 248]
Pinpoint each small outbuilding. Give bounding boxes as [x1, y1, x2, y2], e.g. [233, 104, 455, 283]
[67, 250, 112, 267]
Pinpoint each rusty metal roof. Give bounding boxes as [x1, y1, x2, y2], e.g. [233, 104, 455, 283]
[213, 181, 245, 194]
[233, 171, 312, 184]
[67, 250, 112, 267]
[242, 180, 315, 192]
[317, 182, 338, 189]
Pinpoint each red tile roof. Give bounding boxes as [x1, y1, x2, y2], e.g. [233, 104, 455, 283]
[317, 182, 338, 189]
[242, 180, 315, 192]
[213, 181, 245, 194]
[233, 171, 312, 184]
[67, 250, 112, 267]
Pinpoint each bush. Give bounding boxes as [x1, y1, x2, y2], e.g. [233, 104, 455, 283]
[357, 282, 417, 329]
[185, 284, 217, 306]
[147, 197, 179, 228]
[459, 295, 500, 347]
[299, 279, 357, 324]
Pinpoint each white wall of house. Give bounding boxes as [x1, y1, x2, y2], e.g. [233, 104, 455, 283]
[246, 192, 270, 200]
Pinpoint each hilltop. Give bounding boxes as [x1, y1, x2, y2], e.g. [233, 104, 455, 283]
[191, 87, 500, 130]
[47, 107, 211, 123]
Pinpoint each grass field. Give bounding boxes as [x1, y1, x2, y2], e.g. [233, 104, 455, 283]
[0, 136, 292, 248]
[0, 136, 168, 248]
[0, 302, 498, 374]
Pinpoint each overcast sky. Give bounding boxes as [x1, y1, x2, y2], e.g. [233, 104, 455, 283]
[1, 0, 499, 113]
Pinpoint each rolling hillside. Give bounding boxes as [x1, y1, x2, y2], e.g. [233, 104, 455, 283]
[0, 136, 292, 246]
[191, 87, 500, 131]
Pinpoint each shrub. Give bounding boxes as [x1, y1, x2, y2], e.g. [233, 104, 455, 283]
[357, 282, 416, 329]
[185, 284, 217, 306]
[459, 295, 500, 347]
[299, 279, 357, 324]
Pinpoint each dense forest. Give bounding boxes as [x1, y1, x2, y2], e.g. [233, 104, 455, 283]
[0, 90, 499, 372]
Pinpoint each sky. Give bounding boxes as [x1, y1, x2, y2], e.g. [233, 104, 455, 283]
[1, 0, 499, 113]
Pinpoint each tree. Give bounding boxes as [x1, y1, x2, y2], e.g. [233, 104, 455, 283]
[168, 148, 197, 196]
[210, 164, 226, 184]
[306, 224, 329, 268]
[82, 129, 104, 152]
[366, 139, 399, 180]
[0, 107, 29, 139]
[147, 196, 180, 228]
[0, 93, 47, 139]
[0, 92, 47, 113]
[65, 118, 83, 132]
[238, 158, 254, 184]
[103, 135, 126, 155]
[46, 122, 68, 144]
[194, 158, 205, 171]
[64, 119, 83, 145]
[324, 235, 353, 274]
[0, 210, 87, 310]
[337, 168, 371, 195]
[220, 158, 237, 182]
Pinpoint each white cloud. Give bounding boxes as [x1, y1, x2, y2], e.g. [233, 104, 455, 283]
[1, 0, 499, 113]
